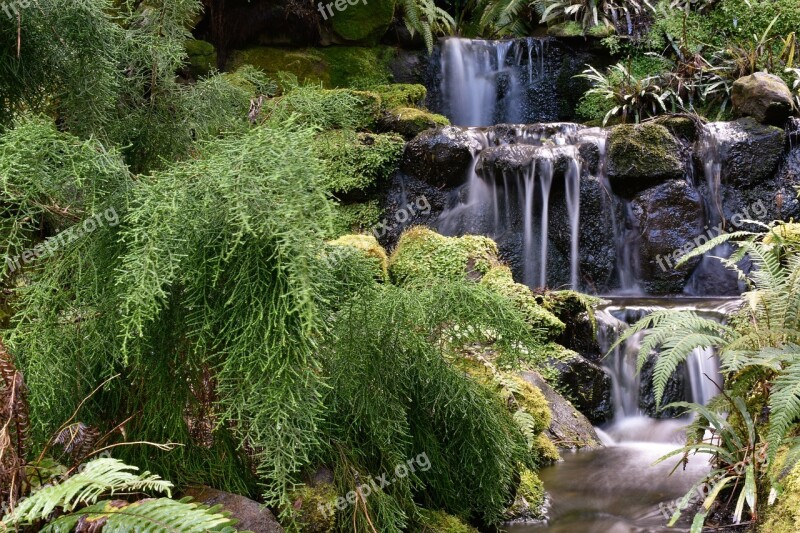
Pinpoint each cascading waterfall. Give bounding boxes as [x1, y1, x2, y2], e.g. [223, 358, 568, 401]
[436, 37, 560, 126]
[435, 124, 594, 289]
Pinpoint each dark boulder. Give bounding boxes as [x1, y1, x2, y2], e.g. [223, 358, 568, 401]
[183, 487, 284, 533]
[630, 180, 705, 294]
[732, 72, 796, 127]
[696, 118, 786, 189]
[606, 123, 684, 197]
[401, 126, 482, 187]
[550, 351, 614, 424]
[638, 353, 688, 419]
[476, 144, 576, 179]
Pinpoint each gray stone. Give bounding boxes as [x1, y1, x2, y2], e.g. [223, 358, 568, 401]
[606, 123, 685, 197]
[630, 180, 705, 294]
[184, 486, 284, 533]
[401, 126, 483, 187]
[521, 371, 602, 449]
[732, 72, 796, 126]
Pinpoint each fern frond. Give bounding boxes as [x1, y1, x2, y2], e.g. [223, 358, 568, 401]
[767, 358, 800, 461]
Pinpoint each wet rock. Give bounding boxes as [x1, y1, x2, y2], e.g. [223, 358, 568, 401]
[606, 123, 684, 197]
[475, 144, 576, 179]
[630, 180, 705, 294]
[638, 354, 688, 419]
[732, 72, 796, 127]
[401, 126, 482, 187]
[521, 371, 602, 449]
[380, 173, 449, 251]
[378, 107, 450, 140]
[550, 351, 614, 424]
[183, 487, 284, 533]
[697, 118, 786, 188]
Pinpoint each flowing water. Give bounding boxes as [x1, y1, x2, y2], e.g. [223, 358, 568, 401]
[426, 37, 747, 532]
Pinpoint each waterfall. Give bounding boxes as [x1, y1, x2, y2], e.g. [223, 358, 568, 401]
[595, 297, 737, 443]
[435, 37, 560, 126]
[434, 124, 600, 290]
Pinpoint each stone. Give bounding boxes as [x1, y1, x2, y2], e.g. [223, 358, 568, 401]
[696, 118, 786, 188]
[606, 123, 684, 197]
[550, 351, 614, 424]
[330, 0, 395, 44]
[183, 487, 284, 533]
[401, 126, 483, 187]
[630, 180, 706, 294]
[521, 371, 602, 449]
[378, 107, 450, 139]
[475, 144, 576, 179]
[638, 353, 688, 418]
[732, 72, 796, 126]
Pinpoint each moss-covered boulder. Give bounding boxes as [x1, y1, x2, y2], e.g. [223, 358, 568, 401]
[504, 469, 546, 522]
[316, 130, 405, 195]
[418, 509, 479, 532]
[547, 21, 584, 37]
[330, 200, 383, 237]
[183, 486, 284, 533]
[481, 266, 565, 339]
[228, 46, 394, 89]
[284, 483, 337, 533]
[185, 39, 217, 77]
[373, 83, 428, 109]
[330, 0, 396, 43]
[606, 123, 684, 197]
[732, 72, 796, 126]
[548, 347, 614, 424]
[327, 234, 389, 281]
[389, 227, 500, 285]
[379, 106, 451, 139]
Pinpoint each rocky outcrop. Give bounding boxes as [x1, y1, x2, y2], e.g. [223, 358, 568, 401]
[521, 371, 602, 449]
[630, 180, 706, 294]
[697, 118, 786, 188]
[401, 126, 482, 187]
[606, 123, 684, 197]
[378, 107, 450, 139]
[183, 487, 284, 533]
[732, 72, 796, 127]
[476, 144, 577, 179]
[550, 350, 614, 424]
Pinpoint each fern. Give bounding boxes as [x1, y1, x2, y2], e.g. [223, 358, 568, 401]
[399, 0, 455, 52]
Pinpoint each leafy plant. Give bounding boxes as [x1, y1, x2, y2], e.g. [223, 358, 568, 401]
[536, 0, 653, 33]
[399, 0, 456, 52]
[578, 62, 681, 124]
[786, 68, 800, 108]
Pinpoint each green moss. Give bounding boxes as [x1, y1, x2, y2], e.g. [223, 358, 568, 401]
[327, 234, 389, 281]
[388, 227, 501, 285]
[184, 39, 216, 77]
[533, 433, 561, 466]
[330, 0, 396, 43]
[587, 24, 615, 38]
[541, 290, 600, 335]
[760, 450, 800, 533]
[381, 106, 450, 138]
[316, 130, 404, 195]
[330, 200, 383, 238]
[285, 484, 337, 532]
[547, 21, 584, 37]
[505, 469, 546, 520]
[764, 223, 800, 245]
[227, 46, 394, 90]
[373, 84, 428, 109]
[418, 509, 479, 532]
[481, 266, 565, 339]
[606, 123, 683, 186]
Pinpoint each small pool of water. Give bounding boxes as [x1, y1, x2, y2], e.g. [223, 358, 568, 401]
[508, 419, 709, 533]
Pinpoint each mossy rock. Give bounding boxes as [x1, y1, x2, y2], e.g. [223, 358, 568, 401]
[606, 123, 684, 197]
[327, 234, 389, 281]
[389, 227, 500, 285]
[285, 484, 337, 532]
[533, 433, 561, 466]
[373, 84, 428, 109]
[316, 129, 404, 195]
[547, 21, 584, 37]
[418, 509, 478, 532]
[330, 200, 383, 238]
[379, 106, 451, 139]
[652, 115, 700, 142]
[504, 469, 546, 521]
[586, 23, 615, 38]
[760, 449, 800, 533]
[481, 266, 565, 339]
[764, 223, 800, 245]
[185, 39, 217, 77]
[330, 0, 396, 44]
[228, 46, 394, 89]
